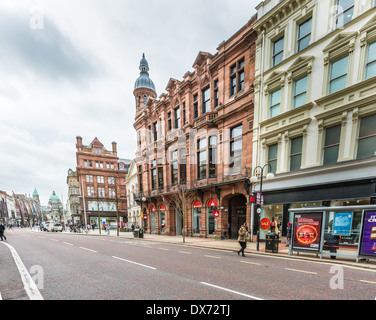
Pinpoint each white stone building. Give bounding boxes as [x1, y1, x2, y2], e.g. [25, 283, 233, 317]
[251, 0, 376, 241]
[125, 160, 142, 228]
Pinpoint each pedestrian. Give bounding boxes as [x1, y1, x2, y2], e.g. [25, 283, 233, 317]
[131, 223, 135, 232]
[236, 223, 247, 257]
[286, 222, 292, 247]
[106, 224, 110, 236]
[0, 223, 7, 241]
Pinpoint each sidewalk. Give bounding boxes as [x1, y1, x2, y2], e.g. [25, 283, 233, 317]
[48, 227, 376, 270]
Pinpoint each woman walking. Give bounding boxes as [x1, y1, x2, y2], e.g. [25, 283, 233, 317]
[237, 223, 247, 257]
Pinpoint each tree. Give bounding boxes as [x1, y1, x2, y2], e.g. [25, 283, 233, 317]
[170, 185, 196, 244]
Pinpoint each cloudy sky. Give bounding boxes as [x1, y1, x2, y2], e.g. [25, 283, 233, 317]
[0, 0, 257, 205]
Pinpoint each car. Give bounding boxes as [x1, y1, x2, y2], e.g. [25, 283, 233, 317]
[51, 223, 63, 232]
[42, 222, 52, 232]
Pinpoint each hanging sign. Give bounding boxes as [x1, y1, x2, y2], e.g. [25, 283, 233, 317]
[213, 210, 220, 218]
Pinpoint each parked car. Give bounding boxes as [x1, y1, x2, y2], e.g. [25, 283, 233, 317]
[52, 223, 63, 232]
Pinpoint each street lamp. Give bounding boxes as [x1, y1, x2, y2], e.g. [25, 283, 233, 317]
[250, 164, 275, 251]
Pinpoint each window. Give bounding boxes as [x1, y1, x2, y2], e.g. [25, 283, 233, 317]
[202, 87, 210, 114]
[97, 176, 104, 184]
[335, 0, 354, 29]
[270, 89, 281, 118]
[144, 95, 147, 106]
[183, 103, 186, 125]
[197, 138, 207, 180]
[209, 136, 217, 178]
[151, 168, 157, 190]
[109, 188, 116, 198]
[193, 94, 198, 119]
[290, 137, 303, 171]
[273, 37, 284, 67]
[108, 177, 115, 184]
[167, 112, 172, 132]
[98, 187, 105, 197]
[297, 17, 312, 52]
[86, 175, 93, 183]
[87, 187, 95, 197]
[329, 55, 348, 94]
[153, 122, 158, 142]
[137, 131, 141, 147]
[171, 161, 179, 185]
[293, 76, 308, 108]
[268, 144, 278, 174]
[214, 80, 219, 107]
[357, 114, 376, 159]
[323, 125, 341, 165]
[138, 166, 143, 193]
[174, 107, 181, 129]
[94, 147, 102, 155]
[366, 41, 376, 80]
[138, 96, 141, 108]
[158, 165, 164, 189]
[230, 125, 243, 173]
[84, 160, 88, 167]
[230, 59, 245, 96]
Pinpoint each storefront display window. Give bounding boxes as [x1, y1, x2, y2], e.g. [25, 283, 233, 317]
[192, 201, 202, 234]
[207, 199, 218, 235]
[159, 205, 165, 233]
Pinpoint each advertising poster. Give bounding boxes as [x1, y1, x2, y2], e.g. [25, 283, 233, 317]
[359, 211, 376, 258]
[333, 212, 353, 236]
[292, 212, 323, 252]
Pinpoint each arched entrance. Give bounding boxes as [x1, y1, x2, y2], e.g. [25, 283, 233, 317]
[228, 195, 247, 239]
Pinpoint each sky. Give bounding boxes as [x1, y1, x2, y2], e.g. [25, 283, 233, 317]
[0, 0, 257, 206]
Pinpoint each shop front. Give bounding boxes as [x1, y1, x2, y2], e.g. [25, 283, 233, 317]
[192, 201, 202, 235]
[159, 205, 166, 233]
[150, 205, 157, 233]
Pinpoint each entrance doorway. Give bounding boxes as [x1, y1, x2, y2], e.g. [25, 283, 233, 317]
[176, 210, 182, 236]
[228, 195, 247, 239]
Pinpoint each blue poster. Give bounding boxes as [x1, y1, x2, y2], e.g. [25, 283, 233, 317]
[333, 212, 353, 236]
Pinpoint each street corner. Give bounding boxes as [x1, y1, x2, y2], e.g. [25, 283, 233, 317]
[0, 242, 30, 300]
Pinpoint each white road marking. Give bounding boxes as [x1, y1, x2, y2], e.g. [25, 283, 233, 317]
[112, 256, 156, 270]
[201, 282, 263, 300]
[178, 251, 192, 255]
[63, 242, 74, 246]
[158, 248, 169, 251]
[240, 261, 262, 266]
[79, 247, 97, 253]
[0, 242, 43, 300]
[204, 255, 221, 259]
[360, 280, 376, 285]
[285, 268, 317, 275]
[50, 239, 59, 242]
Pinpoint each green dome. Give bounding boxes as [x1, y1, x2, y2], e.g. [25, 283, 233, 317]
[33, 188, 39, 196]
[49, 191, 60, 201]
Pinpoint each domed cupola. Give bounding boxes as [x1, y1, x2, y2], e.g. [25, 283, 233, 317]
[134, 53, 156, 93]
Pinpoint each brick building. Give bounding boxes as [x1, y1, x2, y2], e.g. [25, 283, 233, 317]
[75, 137, 128, 228]
[133, 16, 257, 238]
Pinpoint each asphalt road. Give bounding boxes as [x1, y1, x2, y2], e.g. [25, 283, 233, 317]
[1, 228, 375, 301]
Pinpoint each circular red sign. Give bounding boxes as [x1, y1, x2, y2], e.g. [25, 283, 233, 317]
[260, 218, 271, 230]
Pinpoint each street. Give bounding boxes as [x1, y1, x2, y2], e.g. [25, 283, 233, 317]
[0, 228, 375, 301]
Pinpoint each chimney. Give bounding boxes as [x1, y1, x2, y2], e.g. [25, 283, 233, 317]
[112, 141, 117, 157]
[76, 136, 83, 152]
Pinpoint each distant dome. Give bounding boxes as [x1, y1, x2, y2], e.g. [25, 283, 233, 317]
[49, 191, 60, 201]
[134, 53, 156, 93]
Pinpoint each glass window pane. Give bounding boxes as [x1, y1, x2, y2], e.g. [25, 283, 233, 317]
[271, 89, 281, 106]
[331, 56, 348, 79]
[367, 41, 376, 63]
[357, 136, 376, 159]
[291, 137, 303, 154]
[324, 146, 340, 165]
[269, 144, 278, 160]
[299, 18, 312, 38]
[359, 114, 376, 138]
[295, 76, 308, 95]
[329, 75, 347, 94]
[274, 37, 284, 54]
[325, 125, 341, 146]
[337, 0, 354, 10]
[366, 61, 376, 79]
[294, 93, 307, 109]
[290, 155, 302, 171]
[270, 105, 280, 118]
[269, 160, 277, 174]
[231, 125, 243, 139]
[298, 36, 311, 52]
[273, 52, 283, 66]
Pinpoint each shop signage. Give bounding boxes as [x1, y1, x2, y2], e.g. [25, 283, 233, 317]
[151, 206, 156, 212]
[213, 210, 220, 218]
[193, 201, 202, 208]
[256, 193, 264, 206]
[292, 212, 323, 252]
[260, 218, 271, 230]
[143, 214, 148, 220]
[208, 199, 218, 207]
[249, 195, 256, 204]
[159, 205, 166, 211]
[332, 212, 353, 236]
[359, 211, 376, 258]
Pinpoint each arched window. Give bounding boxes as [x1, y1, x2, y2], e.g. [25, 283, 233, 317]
[138, 96, 141, 107]
[144, 95, 147, 106]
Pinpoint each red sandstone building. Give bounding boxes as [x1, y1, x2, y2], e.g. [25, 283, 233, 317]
[75, 137, 128, 228]
[133, 16, 257, 238]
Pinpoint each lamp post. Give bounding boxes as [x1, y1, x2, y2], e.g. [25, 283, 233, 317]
[250, 164, 275, 251]
[141, 196, 146, 232]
